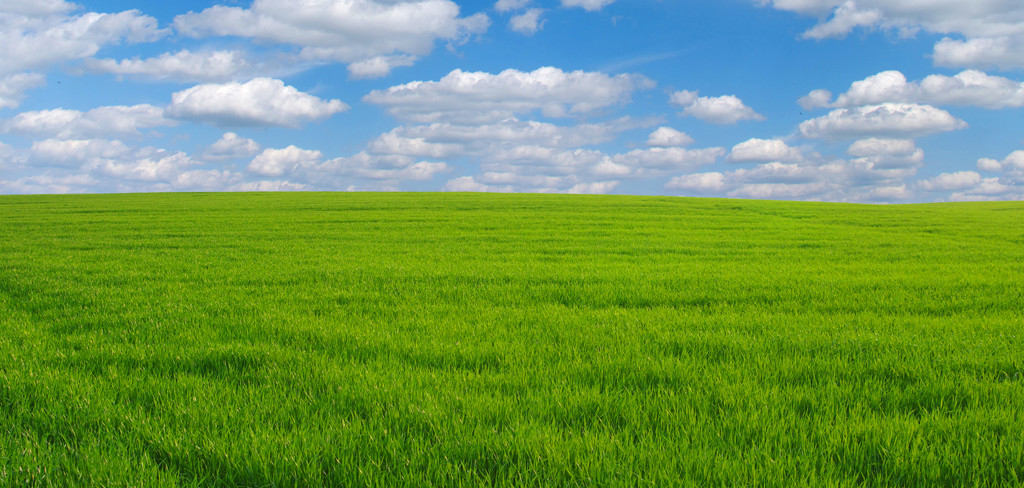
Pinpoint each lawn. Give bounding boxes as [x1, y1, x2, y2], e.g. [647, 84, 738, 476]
[1, 192, 1022, 486]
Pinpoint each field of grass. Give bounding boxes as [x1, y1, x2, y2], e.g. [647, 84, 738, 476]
[0, 192, 1022, 486]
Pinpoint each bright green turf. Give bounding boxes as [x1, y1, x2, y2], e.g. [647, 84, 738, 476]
[1, 192, 1022, 486]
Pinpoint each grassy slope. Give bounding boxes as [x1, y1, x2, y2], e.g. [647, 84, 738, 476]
[0, 192, 1022, 486]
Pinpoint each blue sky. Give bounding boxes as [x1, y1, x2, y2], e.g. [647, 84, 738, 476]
[2, 0, 1023, 201]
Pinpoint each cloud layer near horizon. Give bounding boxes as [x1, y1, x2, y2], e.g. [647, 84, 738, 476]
[1, 0, 1023, 202]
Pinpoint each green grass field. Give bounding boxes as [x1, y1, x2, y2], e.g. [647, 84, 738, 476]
[1, 192, 1022, 486]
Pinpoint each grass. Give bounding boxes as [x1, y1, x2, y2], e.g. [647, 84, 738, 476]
[0, 191, 1022, 486]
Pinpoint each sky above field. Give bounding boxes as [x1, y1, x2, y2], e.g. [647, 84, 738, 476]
[2, 0, 1024, 202]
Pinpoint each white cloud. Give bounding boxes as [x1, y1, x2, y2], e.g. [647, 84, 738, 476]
[798, 89, 833, 111]
[4, 104, 174, 139]
[84, 50, 267, 83]
[364, 67, 652, 123]
[917, 171, 983, 191]
[646, 127, 693, 147]
[0, 9, 164, 76]
[173, 0, 489, 75]
[353, 160, 449, 181]
[248, 145, 323, 177]
[933, 37, 1024, 70]
[729, 162, 826, 184]
[90, 149, 197, 183]
[203, 132, 261, 161]
[561, 0, 617, 11]
[30, 138, 131, 167]
[844, 137, 924, 171]
[0, 140, 17, 169]
[865, 185, 913, 201]
[393, 117, 642, 148]
[568, 181, 619, 194]
[0, 173, 96, 194]
[315, 152, 450, 183]
[665, 172, 726, 192]
[0, 0, 75, 16]
[367, 130, 461, 158]
[354, 116, 651, 193]
[948, 178, 1019, 201]
[231, 180, 309, 192]
[167, 78, 348, 127]
[495, 0, 530, 12]
[728, 138, 803, 163]
[666, 137, 930, 202]
[0, 73, 45, 109]
[798, 103, 967, 140]
[758, 0, 1024, 69]
[803, 70, 1024, 109]
[847, 138, 917, 157]
[936, 154, 1024, 200]
[443, 176, 513, 192]
[977, 150, 1024, 184]
[347, 55, 417, 79]
[670, 90, 764, 124]
[801, 2, 883, 40]
[610, 146, 724, 176]
[171, 169, 242, 190]
[729, 182, 833, 200]
[510, 9, 544, 35]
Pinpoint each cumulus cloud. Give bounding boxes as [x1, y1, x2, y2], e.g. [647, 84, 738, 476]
[0, 73, 45, 109]
[608, 146, 724, 176]
[798, 89, 833, 111]
[917, 171, 983, 192]
[933, 37, 1024, 70]
[495, 0, 530, 12]
[510, 9, 544, 35]
[317, 152, 450, 183]
[347, 55, 417, 79]
[167, 78, 348, 127]
[30, 138, 131, 167]
[394, 117, 642, 148]
[568, 181, 619, 194]
[203, 132, 261, 161]
[666, 136, 932, 202]
[84, 50, 274, 83]
[355, 114, 654, 193]
[0, 174, 97, 194]
[232, 180, 308, 192]
[665, 172, 726, 193]
[443, 176, 512, 192]
[801, 1, 883, 40]
[561, 0, 617, 11]
[173, 169, 243, 190]
[665, 166, 841, 201]
[798, 103, 967, 140]
[728, 138, 803, 163]
[173, 0, 489, 77]
[670, 90, 764, 124]
[0, 8, 164, 76]
[248, 145, 323, 177]
[3, 104, 174, 139]
[0, 0, 75, 16]
[845, 137, 924, 171]
[926, 152, 1024, 200]
[847, 138, 917, 157]
[801, 70, 1024, 109]
[977, 150, 1024, 184]
[757, 0, 1024, 69]
[364, 67, 652, 123]
[93, 150, 198, 183]
[646, 127, 693, 147]
[367, 130, 461, 159]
